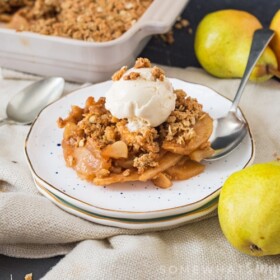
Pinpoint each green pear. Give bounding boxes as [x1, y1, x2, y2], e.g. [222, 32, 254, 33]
[194, 10, 279, 81]
[270, 10, 280, 70]
[218, 161, 280, 256]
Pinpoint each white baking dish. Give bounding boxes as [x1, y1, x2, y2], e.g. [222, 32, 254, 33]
[0, 0, 189, 82]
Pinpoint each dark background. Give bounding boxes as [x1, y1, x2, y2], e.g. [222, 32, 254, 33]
[1, 0, 279, 279]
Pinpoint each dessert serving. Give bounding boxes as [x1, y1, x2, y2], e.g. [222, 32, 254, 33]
[0, 0, 153, 42]
[58, 58, 214, 188]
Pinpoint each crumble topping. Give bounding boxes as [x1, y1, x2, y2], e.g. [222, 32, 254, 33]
[0, 0, 34, 22]
[122, 169, 131, 177]
[58, 87, 204, 174]
[160, 31, 175, 45]
[111, 58, 166, 82]
[134, 57, 152, 68]
[58, 96, 160, 174]
[112, 66, 128, 81]
[0, 0, 34, 14]
[175, 18, 190, 29]
[123, 72, 140, 80]
[2, 0, 153, 42]
[57, 58, 210, 180]
[133, 152, 159, 174]
[159, 16, 192, 45]
[159, 89, 204, 145]
[151, 66, 165, 81]
[24, 273, 33, 280]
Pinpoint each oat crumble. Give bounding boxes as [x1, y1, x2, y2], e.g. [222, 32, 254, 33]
[159, 17, 192, 44]
[111, 58, 166, 82]
[134, 57, 152, 68]
[159, 89, 203, 145]
[58, 96, 161, 174]
[112, 66, 128, 81]
[151, 66, 165, 81]
[58, 78, 204, 174]
[24, 273, 33, 280]
[1, 0, 153, 42]
[123, 71, 140, 80]
[58, 58, 213, 187]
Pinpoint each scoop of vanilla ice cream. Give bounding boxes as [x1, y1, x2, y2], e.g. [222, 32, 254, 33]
[105, 67, 176, 131]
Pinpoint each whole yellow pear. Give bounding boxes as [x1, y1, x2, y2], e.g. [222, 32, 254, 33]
[270, 10, 280, 70]
[194, 10, 278, 81]
[218, 161, 280, 256]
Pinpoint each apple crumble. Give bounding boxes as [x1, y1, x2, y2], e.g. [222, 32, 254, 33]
[1, 0, 153, 42]
[58, 58, 214, 188]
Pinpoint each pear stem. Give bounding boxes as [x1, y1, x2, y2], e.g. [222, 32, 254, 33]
[268, 65, 280, 79]
[249, 244, 262, 253]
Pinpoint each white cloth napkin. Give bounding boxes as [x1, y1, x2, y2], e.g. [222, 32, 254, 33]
[0, 66, 279, 280]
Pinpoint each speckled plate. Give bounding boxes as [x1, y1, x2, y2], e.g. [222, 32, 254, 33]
[25, 79, 255, 221]
[35, 179, 218, 229]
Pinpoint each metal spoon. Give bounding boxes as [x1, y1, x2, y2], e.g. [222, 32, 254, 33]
[207, 29, 275, 161]
[0, 77, 65, 126]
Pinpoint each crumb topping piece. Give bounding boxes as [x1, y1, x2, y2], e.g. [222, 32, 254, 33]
[151, 66, 165, 81]
[112, 66, 128, 81]
[123, 72, 140, 80]
[25, 273, 33, 280]
[134, 57, 152, 68]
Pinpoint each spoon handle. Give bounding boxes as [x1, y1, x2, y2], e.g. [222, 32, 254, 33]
[230, 29, 275, 113]
[0, 118, 15, 127]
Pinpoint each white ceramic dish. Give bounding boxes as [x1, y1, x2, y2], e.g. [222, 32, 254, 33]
[25, 78, 255, 220]
[35, 179, 218, 230]
[0, 0, 188, 82]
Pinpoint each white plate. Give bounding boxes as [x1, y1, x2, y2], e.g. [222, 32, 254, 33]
[25, 79, 255, 220]
[35, 179, 218, 230]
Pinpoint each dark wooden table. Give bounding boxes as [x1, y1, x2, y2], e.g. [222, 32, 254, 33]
[1, 0, 279, 279]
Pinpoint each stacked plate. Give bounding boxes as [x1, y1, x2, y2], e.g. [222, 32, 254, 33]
[25, 79, 255, 229]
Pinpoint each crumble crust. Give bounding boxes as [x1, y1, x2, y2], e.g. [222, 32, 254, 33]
[160, 89, 204, 145]
[112, 58, 166, 81]
[112, 66, 128, 81]
[58, 96, 161, 174]
[123, 72, 140, 80]
[24, 273, 33, 280]
[58, 78, 204, 174]
[134, 57, 152, 69]
[0, 0, 34, 14]
[2, 0, 153, 42]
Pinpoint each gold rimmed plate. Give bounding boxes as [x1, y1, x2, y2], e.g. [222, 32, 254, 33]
[25, 79, 255, 221]
[35, 179, 218, 230]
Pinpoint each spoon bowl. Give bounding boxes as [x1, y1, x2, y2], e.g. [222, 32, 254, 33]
[2, 77, 64, 126]
[209, 112, 248, 160]
[206, 29, 274, 161]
